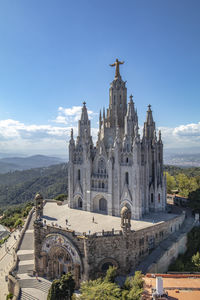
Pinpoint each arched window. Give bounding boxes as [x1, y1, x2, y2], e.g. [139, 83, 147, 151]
[151, 193, 154, 203]
[102, 182, 105, 189]
[98, 158, 106, 174]
[158, 193, 160, 203]
[126, 157, 129, 163]
[99, 198, 107, 212]
[78, 169, 81, 181]
[125, 172, 129, 185]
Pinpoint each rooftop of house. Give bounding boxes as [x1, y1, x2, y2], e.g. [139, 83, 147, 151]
[143, 274, 200, 300]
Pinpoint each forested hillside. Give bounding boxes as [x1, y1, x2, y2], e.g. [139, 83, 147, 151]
[164, 165, 200, 213]
[0, 163, 200, 212]
[0, 163, 68, 210]
[164, 165, 200, 197]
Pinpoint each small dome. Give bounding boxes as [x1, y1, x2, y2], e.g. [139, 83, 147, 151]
[35, 193, 43, 201]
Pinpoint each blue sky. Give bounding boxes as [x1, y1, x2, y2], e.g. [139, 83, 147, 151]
[0, 0, 200, 157]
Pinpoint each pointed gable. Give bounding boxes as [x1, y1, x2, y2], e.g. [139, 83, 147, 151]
[121, 183, 132, 202]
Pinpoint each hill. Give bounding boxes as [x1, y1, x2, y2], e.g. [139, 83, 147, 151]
[1, 163, 200, 212]
[0, 163, 68, 211]
[0, 155, 64, 173]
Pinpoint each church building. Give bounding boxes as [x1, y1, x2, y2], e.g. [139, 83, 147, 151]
[68, 59, 166, 219]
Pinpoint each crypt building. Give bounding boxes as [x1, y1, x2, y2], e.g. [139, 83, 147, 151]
[68, 60, 166, 219]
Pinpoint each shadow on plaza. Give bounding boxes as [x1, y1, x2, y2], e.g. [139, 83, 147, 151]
[42, 215, 57, 221]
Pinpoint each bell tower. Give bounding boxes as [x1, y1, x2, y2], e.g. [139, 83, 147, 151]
[106, 59, 127, 129]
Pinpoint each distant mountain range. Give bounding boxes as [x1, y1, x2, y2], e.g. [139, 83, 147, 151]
[0, 151, 200, 174]
[0, 155, 65, 174]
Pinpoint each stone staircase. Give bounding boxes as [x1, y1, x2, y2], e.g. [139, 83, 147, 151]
[20, 290, 40, 300]
[19, 278, 51, 294]
[17, 263, 34, 274]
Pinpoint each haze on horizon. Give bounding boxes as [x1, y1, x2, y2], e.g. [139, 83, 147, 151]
[0, 0, 200, 157]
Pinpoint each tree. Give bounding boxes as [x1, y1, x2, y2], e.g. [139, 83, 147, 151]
[189, 188, 200, 213]
[80, 278, 121, 300]
[165, 172, 176, 194]
[104, 266, 117, 283]
[176, 173, 198, 197]
[192, 252, 200, 271]
[79, 268, 144, 300]
[14, 218, 23, 228]
[55, 193, 68, 201]
[47, 273, 75, 300]
[122, 271, 144, 300]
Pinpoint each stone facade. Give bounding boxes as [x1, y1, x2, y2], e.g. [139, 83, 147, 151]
[34, 210, 185, 285]
[68, 62, 166, 219]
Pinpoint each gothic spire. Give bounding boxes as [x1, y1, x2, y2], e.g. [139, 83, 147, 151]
[146, 104, 154, 125]
[126, 95, 135, 119]
[69, 128, 75, 146]
[158, 130, 162, 144]
[124, 95, 138, 137]
[99, 109, 102, 131]
[80, 101, 89, 123]
[103, 107, 105, 120]
[78, 101, 91, 139]
[143, 104, 155, 139]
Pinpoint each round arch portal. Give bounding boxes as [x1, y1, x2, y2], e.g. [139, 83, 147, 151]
[41, 234, 83, 283]
[78, 197, 83, 209]
[98, 257, 119, 273]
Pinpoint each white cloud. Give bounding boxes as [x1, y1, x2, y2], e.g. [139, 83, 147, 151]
[54, 106, 97, 124]
[159, 121, 200, 149]
[0, 105, 199, 157]
[0, 105, 98, 156]
[173, 122, 200, 137]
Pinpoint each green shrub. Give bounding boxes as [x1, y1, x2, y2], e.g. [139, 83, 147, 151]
[47, 273, 75, 300]
[54, 194, 68, 201]
[6, 293, 13, 300]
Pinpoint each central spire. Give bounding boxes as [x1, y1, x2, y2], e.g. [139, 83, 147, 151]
[110, 58, 124, 80]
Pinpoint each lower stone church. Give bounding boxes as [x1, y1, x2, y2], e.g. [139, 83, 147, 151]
[68, 59, 166, 219]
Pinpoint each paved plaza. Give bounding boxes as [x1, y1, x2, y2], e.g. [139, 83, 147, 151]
[43, 202, 178, 234]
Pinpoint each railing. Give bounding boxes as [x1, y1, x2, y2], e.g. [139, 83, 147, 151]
[46, 224, 123, 238]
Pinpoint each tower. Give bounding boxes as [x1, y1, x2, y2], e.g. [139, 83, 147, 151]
[35, 193, 44, 219]
[68, 60, 166, 219]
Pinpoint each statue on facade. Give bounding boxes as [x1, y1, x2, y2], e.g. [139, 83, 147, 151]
[121, 205, 131, 234]
[110, 58, 124, 79]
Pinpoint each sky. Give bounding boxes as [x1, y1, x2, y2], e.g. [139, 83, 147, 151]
[0, 0, 200, 158]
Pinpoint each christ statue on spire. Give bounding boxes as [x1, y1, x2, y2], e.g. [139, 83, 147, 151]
[110, 58, 124, 79]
